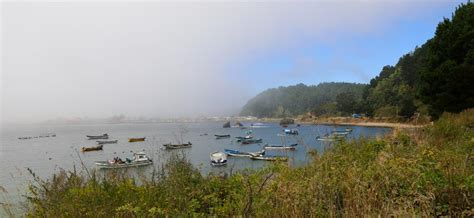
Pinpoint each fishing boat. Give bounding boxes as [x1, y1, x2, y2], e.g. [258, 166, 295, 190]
[210, 151, 227, 166]
[263, 143, 298, 150]
[250, 155, 288, 161]
[284, 129, 299, 135]
[128, 137, 145, 142]
[163, 142, 192, 149]
[87, 134, 109, 140]
[95, 152, 152, 169]
[215, 134, 231, 139]
[241, 138, 263, 144]
[224, 149, 265, 157]
[97, 140, 118, 145]
[82, 144, 103, 152]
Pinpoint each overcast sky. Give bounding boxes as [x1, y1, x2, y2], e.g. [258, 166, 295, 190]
[1, 1, 461, 123]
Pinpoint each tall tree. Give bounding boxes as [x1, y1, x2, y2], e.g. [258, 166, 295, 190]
[418, 2, 474, 117]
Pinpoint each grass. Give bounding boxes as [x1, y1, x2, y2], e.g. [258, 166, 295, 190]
[8, 109, 474, 216]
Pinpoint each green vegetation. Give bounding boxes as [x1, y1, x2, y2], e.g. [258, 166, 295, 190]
[22, 109, 473, 217]
[240, 82, 366, 117]
[242, 2, 474, 120]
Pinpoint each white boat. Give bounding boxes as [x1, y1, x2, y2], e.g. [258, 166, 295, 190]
[210, 151, 227, 166]
[224, 149, 265, 157]
[95, 152, 152, 169]
[263, 143, 297, 150]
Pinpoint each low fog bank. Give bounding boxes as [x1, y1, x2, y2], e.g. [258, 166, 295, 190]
[1, 1, 455, 124]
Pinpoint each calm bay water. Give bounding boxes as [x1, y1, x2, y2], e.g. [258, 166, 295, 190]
[0, 121, 390, 210]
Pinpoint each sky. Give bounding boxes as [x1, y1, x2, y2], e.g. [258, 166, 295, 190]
[1, 1, 463, 123]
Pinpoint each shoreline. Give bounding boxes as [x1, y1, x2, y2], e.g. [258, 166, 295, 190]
[301, 121, 426, 128]
[249, 117, 427, 129]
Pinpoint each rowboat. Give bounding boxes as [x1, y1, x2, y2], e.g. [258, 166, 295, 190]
[316, 134, 345, 142]
[95, 152, 152, 169]
[87, 134, 108, 140]
[215, 134, 231, 139]
[263, 143, 298, 150]
[82, 144, 103, 152]
[250, 155, 288, 161]
[163, 142, 192, 149]
[224, 149, 265, 157]
[210, 152, 227, 166]
[97, 140, 118, 145]
[241, 138, 263, 144]
[128, 137, 145, 142]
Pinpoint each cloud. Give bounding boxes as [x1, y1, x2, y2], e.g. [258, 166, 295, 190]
[1, 1, 454, 122]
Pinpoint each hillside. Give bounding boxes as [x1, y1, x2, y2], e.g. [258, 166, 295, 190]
[241, 2, 474, 119]
[240, 82, 366, 118]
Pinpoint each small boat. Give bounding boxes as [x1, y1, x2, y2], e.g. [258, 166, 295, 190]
[241, 138, 263, 144]
[316, 134, 345, 142]
[97, 140, 118, 144]
[215, 134, 231, 139]
[82, 145, 103, 152]
[87, 134, 109, 140]
[128, 137, 145, 142]
[210, 151, 227, 166]
[224, 149, 265, 157]
[236, 135, 253, 141]
[250, 155, 288, 161]
[250, 123, 268, 128]
[331, 131, 350, 136]
[163, 142, 192, 149]
[263, 143, 298, 150]
[95, 152, 152, 169]
[284, 129, 299, 135]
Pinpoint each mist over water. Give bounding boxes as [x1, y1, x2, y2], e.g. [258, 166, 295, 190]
[1, 1, 456, 123]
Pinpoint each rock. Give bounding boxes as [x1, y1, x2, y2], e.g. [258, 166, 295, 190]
[223, 121, 231, 128]
[280, 118, 295, 126]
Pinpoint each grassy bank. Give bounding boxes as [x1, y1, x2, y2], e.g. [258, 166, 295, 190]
[8, 109, 474, 216]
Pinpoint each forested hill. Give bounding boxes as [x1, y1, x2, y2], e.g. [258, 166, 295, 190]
[241, 2, 474, 119]
[240, 83, 366, 118]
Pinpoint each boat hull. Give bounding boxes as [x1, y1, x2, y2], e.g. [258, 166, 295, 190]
[129, 138, 145, 142]
[95, 160, 152, 169]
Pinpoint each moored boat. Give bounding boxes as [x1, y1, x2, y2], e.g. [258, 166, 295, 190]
[210, 151, 227, 166]
[224, 149, 265, 157]
[87, 134, 109, 140]
[82, 144, 103, 152]
[95, 152, 152, 169]
[163, 142, 192, 149]
[241, 138, 263, 144]
[97, 140, 118, 144]
[215, 134, 231, 139]
[128, 137, 145, 142]
[263, 143, 298, 150]
[250, 155, 288, 161]
[316, 134, 345, 142]
[284, 129, 299, 135]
